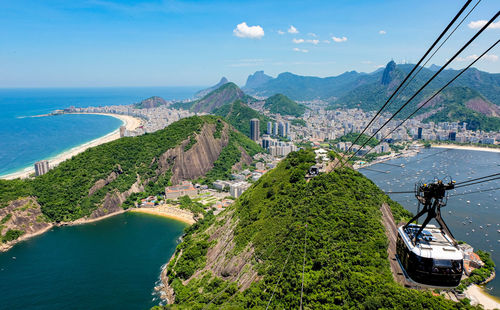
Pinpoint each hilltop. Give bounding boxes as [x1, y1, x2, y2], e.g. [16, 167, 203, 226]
[195, 77, 229, 99]
[264, 93, 306, 117]
[176, 83, 257, 113]
[155, 150, 476, 309]
[134, 96, 169, 109]
[0, 116, 261, 248]
[213, 100, 272, 137]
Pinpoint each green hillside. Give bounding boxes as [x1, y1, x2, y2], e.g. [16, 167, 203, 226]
[213, 100, 272, 137]
[264, 93, 306, 117]
[424, 103, 500, 131]
[189, 83, 256, 113]
[0, 116, 260, 222]
[157, 150, 475, 309]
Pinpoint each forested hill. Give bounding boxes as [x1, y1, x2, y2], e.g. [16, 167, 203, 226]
[213, 100, 271, 137]
[177, 83, 257, 113]
[0, 116, 260, 225]
[264, 93, 306, 117]
[157, 150, 476, 309]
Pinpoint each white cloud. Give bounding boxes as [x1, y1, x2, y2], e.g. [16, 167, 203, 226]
[288, 25, 299, 34]
[306, 39, 319, 45]
[293, 47, 308, 53]
[233, 22, 264, 39]
[277, 30, 285, 35]
[292, 38, 305, 44]
[332, 36, 347, 42]
[308, 32, 317, 37]
[323, 40, 330, 44]
[456, 54, 499, 62]
[379, 30, 386, 35]
[468, 20, 500, 29]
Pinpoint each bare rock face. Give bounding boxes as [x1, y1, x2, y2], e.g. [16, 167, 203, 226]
[232, 146, 253, 171]
[159, 122, 230, 185]
[88, 165, 123, 196]
[0, 197, 52, 251]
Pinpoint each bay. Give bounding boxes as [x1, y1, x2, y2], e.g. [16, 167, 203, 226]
[361, 148, 500, 298]
[0, 87, 198, 176]
[0, 212, 186, 309]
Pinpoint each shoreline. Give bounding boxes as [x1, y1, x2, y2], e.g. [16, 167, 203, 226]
[0, 113, 143, 180]
[129, 206, 195, 225]
[432, 144, 500, 153]
[465, 284, 500, 309]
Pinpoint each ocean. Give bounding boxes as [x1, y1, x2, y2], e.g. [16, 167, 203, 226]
[361, 148, 500, 298]
[0, 87, 198, 176]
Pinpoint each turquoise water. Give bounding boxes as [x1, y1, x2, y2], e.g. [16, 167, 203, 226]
[0, 87, 198, 176]
[0, 212, 186, 309]
[361, 148, 500, 298]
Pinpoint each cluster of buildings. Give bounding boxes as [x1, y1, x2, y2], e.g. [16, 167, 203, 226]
[249, 118, 298, 158]
[67, 104, 195, 137]
[458, 244, 486, 276]
[412, 122, 498, 144]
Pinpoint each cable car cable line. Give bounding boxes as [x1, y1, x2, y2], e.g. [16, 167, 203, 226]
[342, 38, 499, 165]
[449, 186, 500, 197]
[339, 12, 500, 169]
[333, 0, 474, 170]
[454, 172, 500, 186]
[299, 223, 308, 310]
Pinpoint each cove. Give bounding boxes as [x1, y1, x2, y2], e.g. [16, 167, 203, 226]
[0, 212, 186, 309]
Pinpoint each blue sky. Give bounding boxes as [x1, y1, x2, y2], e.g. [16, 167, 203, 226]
[1, 0, 498, 87]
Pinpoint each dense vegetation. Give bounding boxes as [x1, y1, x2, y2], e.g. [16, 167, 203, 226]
[334, 132, 380, 148]
[213, 100, 272, 137]
[0, 116, 259, 223]
[159, 150, 474, 309]
[456, 250, 496, 293]
[189, 83, 256, 113]
[264, 93, 306, 117]
[290, 118, 307, 127]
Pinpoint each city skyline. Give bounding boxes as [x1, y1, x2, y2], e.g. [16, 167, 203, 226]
[1, 0, 499, 88]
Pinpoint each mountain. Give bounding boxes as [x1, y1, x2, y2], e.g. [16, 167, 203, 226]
[0, 116, 261, 246]
[264, 93, 306, 117]
[243, 70, 272, 90]
[244, 70, 379, 101]
[156, 150, 464, 309]
[190, 82, 257, 113]
[194, 77, 229, 99]
[213, 100, 272, 137]
[134, 96, 168, 109]
[422, 87, 500, 131]
[329, 61, 500, 123]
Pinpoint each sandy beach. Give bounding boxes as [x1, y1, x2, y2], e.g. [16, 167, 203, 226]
[465, 284, 500, 309]
[129, 205, 196, 225]
[1, 113, 143, 180]
[432, 144, 500, 153]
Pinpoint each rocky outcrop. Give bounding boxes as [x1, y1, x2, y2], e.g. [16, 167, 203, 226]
[0, 197, 53, 252]
[88, 165, 123, 196]
[195, 77, 229, 99]
[231, 146, 253, 171]
[465, 98, 500, 117]
[159, 122, 230, 184]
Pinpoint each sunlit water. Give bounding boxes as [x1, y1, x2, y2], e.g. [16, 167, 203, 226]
[361, 148, 500, 297]
[0, 212, 186, 309]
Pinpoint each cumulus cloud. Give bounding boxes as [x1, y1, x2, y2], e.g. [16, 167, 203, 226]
[468, 20, 500, 29]
[379, 30, 386, 35]
[456, 54, 498, 62]
[292, 38, 305, 44]
[233, 22, 264, 39]
[293, 47, 308, 53]
[332, 36, 347, 42]
[306, 39, 319, 45]
[288, 25, 299, 34]
[277, 30, 285, 35]
[308, 32, 317, 37]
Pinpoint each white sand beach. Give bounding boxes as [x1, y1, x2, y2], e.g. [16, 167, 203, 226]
[432, 144, 500, 153]
[465, 285, 500, 310]
[1, 113, 143, 180]
[129, 205, 196, 225]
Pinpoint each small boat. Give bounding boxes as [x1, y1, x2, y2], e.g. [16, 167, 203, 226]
[467, 201, 471, 204]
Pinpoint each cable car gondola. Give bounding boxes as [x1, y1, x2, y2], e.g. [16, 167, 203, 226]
[396, 179, 463, 288]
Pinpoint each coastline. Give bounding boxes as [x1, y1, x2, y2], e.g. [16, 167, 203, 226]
[432, 144, 500, 153]
[465, 284, 500, 309]
[0, 113, 143, 180]
[129, 205, 195, 225]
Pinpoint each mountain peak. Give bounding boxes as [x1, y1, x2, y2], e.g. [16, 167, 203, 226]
[244, 70, 273, 89]
[381, 60, 397, 85]
[194, 77, 231, 98]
